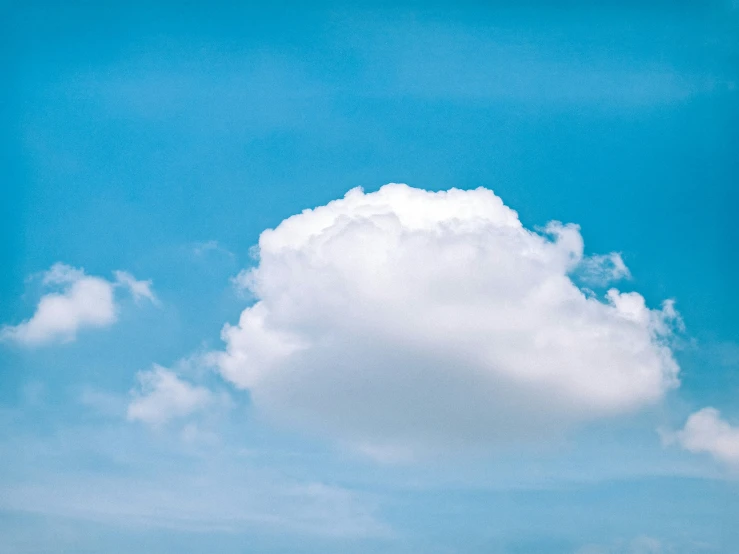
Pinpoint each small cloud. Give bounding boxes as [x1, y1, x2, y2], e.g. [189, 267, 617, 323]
[665, 407, 739, 467]
[127, 365, 215, 428]
[192, 240, 234, 259]
[577, 252, 631, 287]
[1, 263, 157, 346]
[113, 270, 159, 305]
[2, 264, 117, 346]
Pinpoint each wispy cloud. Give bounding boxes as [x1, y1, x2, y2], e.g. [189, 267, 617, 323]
[192, 240, 234, 259]
[127, 365, 218, 428]
[576, 252, 631, 287]
[0, 427, 387, 538]
[113, 270, 159, 305]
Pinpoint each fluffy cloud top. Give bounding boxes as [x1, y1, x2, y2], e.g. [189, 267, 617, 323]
[1, 263, 156, 346]
[127, 365, 213, 427]
[212, 184, 681, 455]
[670, 407, 739, 467]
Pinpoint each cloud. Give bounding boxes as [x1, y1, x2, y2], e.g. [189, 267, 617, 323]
[1, 263, 157, 346]
[2, 264, 117, 345]
[113, 270, 159, 305]
[668, 408, 739, 467]
[211, 184, 681, 457]
[127, 365, 214, 427]
[577, 252, 631, 286]
[231, 268, 254, 293]
[192, 240, 234, 259]
[42, 263, 86, 285]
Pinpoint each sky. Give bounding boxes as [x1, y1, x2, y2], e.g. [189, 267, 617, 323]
[1, 1, 738, 552]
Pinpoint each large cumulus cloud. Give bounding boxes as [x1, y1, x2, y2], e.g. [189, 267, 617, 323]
[212, 184, 681, 456]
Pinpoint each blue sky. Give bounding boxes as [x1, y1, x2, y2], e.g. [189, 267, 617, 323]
[1, 1, 738, 552]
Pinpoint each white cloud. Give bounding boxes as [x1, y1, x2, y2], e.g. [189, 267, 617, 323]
[113, 270, 159, 305]
[193, 240, 220, 256]
[192, 239, 234, 258]
[42, 263, 86, 285]
[577, 252, 631, 286]
[1, 263, 157, 346]
[211, 184, 682, 456]
[669, 407, 739, 467]
[2, 264, 117, 345]
[127, 365, 214, 427]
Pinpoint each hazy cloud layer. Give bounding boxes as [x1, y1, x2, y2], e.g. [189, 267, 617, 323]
[212, 184, 681, 456]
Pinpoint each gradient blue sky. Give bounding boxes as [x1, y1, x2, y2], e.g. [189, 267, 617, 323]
[1, 1, 738, 553]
